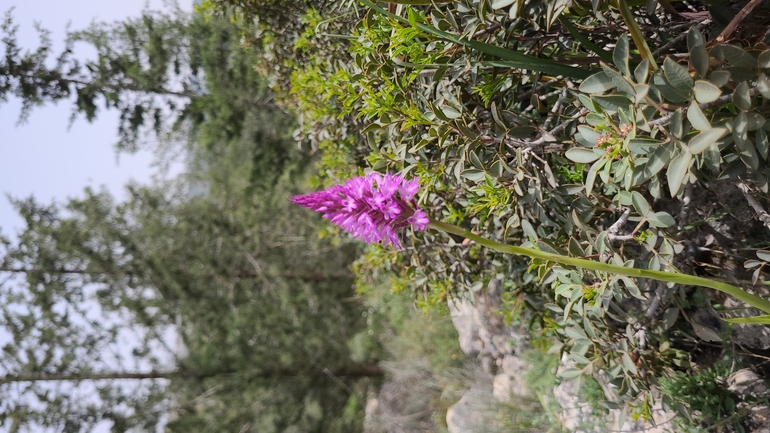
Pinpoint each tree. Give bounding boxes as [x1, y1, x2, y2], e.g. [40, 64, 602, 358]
[0, 137, 379, 431]
[1, 6, 296, 184]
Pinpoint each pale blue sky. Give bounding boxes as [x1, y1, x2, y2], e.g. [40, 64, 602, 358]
[0, 0, 190, 240]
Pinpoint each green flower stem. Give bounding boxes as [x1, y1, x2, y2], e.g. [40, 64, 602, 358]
[615, 0, 658, 70]
[428, 219, 770, 314]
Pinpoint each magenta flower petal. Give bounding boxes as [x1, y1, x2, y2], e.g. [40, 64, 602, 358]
[291, 173, 428, 247]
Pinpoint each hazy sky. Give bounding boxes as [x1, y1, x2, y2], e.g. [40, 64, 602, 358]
[0, 1, 190, 240]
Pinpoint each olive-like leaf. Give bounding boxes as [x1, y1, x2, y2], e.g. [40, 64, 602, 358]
[711, 44, 756, 69]
[559, 368, 584, 379]
[688, 28, 709, 77]
[628, 138, 664, 155]
[667, 150, 692, 196]
[643, 141, 674, 180]
[710, 70, 731, 87]
[634, 59, 650, 84]
[757, 50, 770, 69]
[593, 94, 634, 113]
[687, 100, 711, 131]
[631, 191, 650, 216]
[648, 211, 676, 228]
[733, 81, 752, 111]
[566, 147, 602, 163]
[663, 57, 694, 95]
[580, 71, 616, 94]
[757, 128, 769, 159]
[759, 73, 770, 99]
[613, 34, 630, 76]
[693, 80, 721, 103]
[491, 0, 516, 8]
[669, 109, 683, 138]
[688, 127, 727, 155]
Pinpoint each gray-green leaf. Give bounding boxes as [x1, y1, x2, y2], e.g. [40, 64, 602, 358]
[733, 81, 752, 111]
[566, 147, 602, 163]
[693, 80, 721, 103]
[687, 100, 711, 131]
[667, 150, 692, 196]
[663, 57, 694, 96]
[688, 28, 709, 77]
[688, 127, 727, 155]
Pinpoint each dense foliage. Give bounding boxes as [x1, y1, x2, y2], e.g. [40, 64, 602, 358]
[215, 0, 770, 428]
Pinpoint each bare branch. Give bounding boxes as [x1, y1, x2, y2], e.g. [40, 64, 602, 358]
[737, 182, 770, 231]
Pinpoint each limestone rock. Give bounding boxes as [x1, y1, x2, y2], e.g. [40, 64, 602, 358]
[446, 386, 487, 433]
[728, 368, 769, 399]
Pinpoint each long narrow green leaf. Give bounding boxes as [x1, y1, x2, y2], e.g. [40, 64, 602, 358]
[558, 16, 613, 64]
[429, 219, 770, 316]
[723, 315, 770, 324]
[360, 0, 591, 79]
[616, 0, 658, 70]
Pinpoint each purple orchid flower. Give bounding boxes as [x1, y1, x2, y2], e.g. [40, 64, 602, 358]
[291, 173, 429, 247]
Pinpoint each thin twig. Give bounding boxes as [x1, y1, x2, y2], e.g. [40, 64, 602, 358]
[717, 0, 764, 42]
[737, 182, 770, 231]
[607, 208, 635, 242]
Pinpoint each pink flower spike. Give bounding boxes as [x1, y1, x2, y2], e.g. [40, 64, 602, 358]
[291, 173, 428, 247]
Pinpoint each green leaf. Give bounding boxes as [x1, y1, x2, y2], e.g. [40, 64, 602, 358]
[593, 94, 633, 113]
[759, 73, 770, 99]
[566, 147, 602, 163]
[734, 111, 749, 145]
[722, 315, 770, 324]
[667, 150, 692, 196]
[711, 44, 756, 69]
[602, 64, 636, 97]
[461, 169, 487, 182]
[628, 138, 664, 155]
[710, 70, 731, 87]
[643, 141, 674, 180]
[580, 71, 616, 94]
[686, 100, 711, 131]
[577, 125, 601, 147]
[759, 50, 770, 69]
[737, 136, 760, 171]
[559, 368, 584, 379]
[491, 0, 516, 8]
[733, 81, 752, 111]
[663, 57, 694, 96]
[747, 113, 766, 131]
[693, 80, 722, 103]
[621, 352, 638, 374]
[614, 34, 630, 76]
[688, 127, 727, 155]
[631, 191, 650, 216]
[634, 84, 649, 103]
[648, 211, 676, 228]
[442, 106, 462, 119]
[670, 109, 683, 138]
[757, 129, 769, 159]
[634, 59, 650, 84]
[757, 250, 770, 261]
[586, 159, 604, 195]
[687, 28, 709, 77]
[692, 323, 722, 342]
[521, 219, 538, 240]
